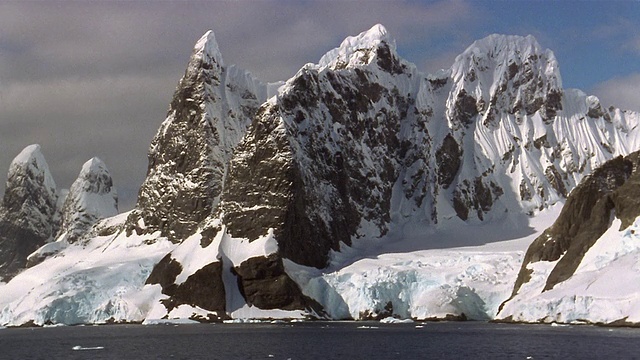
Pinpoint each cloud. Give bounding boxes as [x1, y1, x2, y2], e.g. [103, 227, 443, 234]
[591, 16, 640, 57]
[591, 73, 640, 112]
[0, 0, 479, 210]
[0, 72, 176, 210]
[201, 0, 477, 82]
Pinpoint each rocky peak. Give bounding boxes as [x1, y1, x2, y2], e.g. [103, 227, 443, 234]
[193, 30, 224, 68]
[2, 144, 59, 238]
[448, 34, 562, 128]
[0, 144, 59, 280]
[58, 157, 118, 244]
[126, 30, 266, 242]
[222, 26, 421, 268]
[317, 24, 404, 74]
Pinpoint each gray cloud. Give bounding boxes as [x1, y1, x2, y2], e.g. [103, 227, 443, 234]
[591, 73, 640, 113]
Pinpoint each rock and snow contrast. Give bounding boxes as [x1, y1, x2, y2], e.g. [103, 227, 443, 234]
[1, 24, 640, 326]
[0, 145, 59, 281]
[498, 151, 640, 325]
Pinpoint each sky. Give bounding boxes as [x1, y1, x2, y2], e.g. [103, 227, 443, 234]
[0, 0, 639, 211]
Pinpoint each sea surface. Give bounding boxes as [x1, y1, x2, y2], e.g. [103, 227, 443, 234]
[1, 321, 639, 359]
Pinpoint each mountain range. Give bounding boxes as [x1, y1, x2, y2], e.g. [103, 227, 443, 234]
[1, 24, 639, 326]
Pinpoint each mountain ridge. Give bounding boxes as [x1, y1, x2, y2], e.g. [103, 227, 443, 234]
[1, 24, 639, 325]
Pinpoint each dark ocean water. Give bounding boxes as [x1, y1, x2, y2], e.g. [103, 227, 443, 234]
[1, 321, 639, 360]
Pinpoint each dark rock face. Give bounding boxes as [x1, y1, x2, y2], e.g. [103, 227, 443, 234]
[234, 254, 319, 312]
[0, 145, 59, 281]
[452, 89, 478, 126]
[126, 31, 264, 242]
[223, 39, 411, 268]
[436, 134, 462, 188]
[0, 223, 50, 281]
[147, 254, 226, 314]
[452, 177, 503, 221]
[508, 152, 640, 299]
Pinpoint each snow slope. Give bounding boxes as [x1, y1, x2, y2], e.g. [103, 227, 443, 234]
[287, 203, 561, 321]
[0, 213, 175, 326]
[498, 217, 640, 324]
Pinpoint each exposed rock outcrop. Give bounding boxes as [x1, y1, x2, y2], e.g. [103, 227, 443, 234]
[125, 30, 266, 242]
[234, 254, 316, 311]
[505, 151, 640, 304]
[0, 145, 59, 280]
[146, 255, 226, 316]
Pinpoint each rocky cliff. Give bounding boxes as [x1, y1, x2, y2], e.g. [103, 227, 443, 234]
[0, 145, 59, 280]
[125, 30, 267, 242]
[498, 151, 640, 324]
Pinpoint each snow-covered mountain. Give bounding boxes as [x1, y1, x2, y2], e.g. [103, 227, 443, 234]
[0, 146, 119, 281]
[1, 25, 640, 326]
[498, 150, 640, 325]
[124, 30, 267, 243]
[0, 145, 59, 281]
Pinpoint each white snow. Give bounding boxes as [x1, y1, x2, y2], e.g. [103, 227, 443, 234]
[317, 24, 392, 69]
[0, 217, 176, 326]
[229, 305, 306, 321]
[286, 205, 562, 321]
[499, 216, 640, 324]
[380, 317, 414, 324]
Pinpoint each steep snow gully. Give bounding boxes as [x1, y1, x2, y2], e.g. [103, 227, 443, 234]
[1, 25, 640, 326]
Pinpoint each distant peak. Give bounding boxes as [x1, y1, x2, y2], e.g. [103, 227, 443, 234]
[4, 143, 57, 211]
[11, 144, 43, 165]
[318, 24, 396, 69]
[192, 29, 224, 67]
[8, 144, 56, 190]
[458, 34, 545, 61]
[360, 24, 390, 44]
[80, 157, 108, 175]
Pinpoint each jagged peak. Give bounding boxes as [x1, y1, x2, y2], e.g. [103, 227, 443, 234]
[7, 144, 56, 193]
[448, 33, 563, 101]
[452, 33, 559, 78]
[80, 157, 108, 177]
[57, 157, 117, 244]
[74, 157, 115, 194]
[189, 29, 224, 70]
[461, 34, 543, 59]
[317, 24, 396, 70]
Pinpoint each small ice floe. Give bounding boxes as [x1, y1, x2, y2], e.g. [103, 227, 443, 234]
[357, 325, 379, 329]
[72, 345, 105, 351]
[379, 317, 414, 324]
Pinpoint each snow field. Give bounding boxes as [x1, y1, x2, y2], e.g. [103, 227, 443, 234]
[499, 217, 640, 324]
[0, 214, 176, 326]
